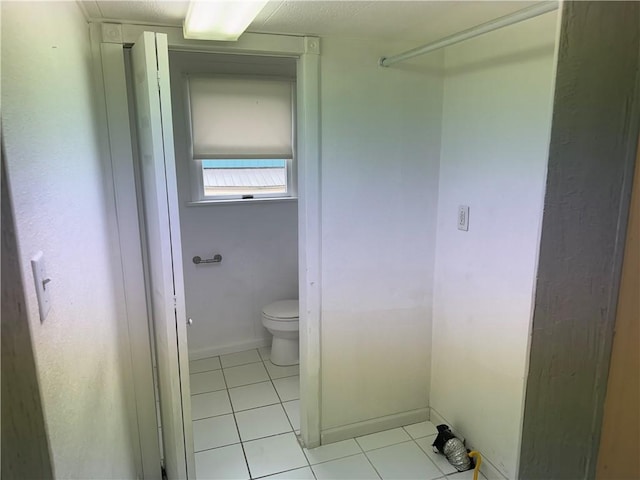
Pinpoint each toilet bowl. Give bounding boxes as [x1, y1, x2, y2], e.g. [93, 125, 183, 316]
[262, 300, 299, 366]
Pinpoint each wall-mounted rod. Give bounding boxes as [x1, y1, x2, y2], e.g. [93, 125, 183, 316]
[193, 254, 222, 265]
[379, 1, 559, 67]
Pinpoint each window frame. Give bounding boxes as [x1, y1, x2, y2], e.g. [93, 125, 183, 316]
[183, 72, 297, 203]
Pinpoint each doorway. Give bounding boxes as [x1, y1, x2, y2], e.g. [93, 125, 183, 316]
[168, 51, 299, 362]
[96, 27, 321, 478]
[165, 50, 302, 477]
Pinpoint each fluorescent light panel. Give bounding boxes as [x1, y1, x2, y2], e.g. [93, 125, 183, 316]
[184, 0, 269, 41]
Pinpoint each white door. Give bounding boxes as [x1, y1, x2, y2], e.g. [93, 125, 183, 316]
[131, 32, 195, 479]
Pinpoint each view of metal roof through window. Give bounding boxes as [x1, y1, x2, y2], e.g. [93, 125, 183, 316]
[202, 159, 287, 196]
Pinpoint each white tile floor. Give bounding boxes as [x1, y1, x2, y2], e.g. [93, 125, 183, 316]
[190, 348, 486, 480]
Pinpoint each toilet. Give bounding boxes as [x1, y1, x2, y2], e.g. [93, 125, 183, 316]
[262, 300, 299, 366]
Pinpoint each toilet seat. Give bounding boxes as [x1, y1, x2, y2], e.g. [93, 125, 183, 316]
[262, 300, 299, 322]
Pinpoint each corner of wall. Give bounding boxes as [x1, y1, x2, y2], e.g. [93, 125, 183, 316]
[2, 2, 140, 477]
[429, 10, 558, 478]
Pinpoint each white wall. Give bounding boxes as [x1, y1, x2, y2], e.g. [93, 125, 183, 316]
[430, 12, 557, 479]
[179, 202, 298, 359]
[168, 52, 299, 359]
[319, 37, 443, 439]
[1, 2, 138, 478]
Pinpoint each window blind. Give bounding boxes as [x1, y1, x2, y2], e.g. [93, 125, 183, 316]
[188, 76, 293, 159]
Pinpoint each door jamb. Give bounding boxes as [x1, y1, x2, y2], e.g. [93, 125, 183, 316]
[89, 23, 161, 479]
[90, 23, 323, 472]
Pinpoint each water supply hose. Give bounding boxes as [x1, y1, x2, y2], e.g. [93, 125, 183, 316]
[468, 451, 482, 480]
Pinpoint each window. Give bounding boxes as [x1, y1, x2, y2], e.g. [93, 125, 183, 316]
[187, 75, 295, 201]
[201, 159, 287, 196]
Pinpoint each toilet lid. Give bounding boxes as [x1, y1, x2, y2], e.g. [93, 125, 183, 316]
[263, 300, 299, 320]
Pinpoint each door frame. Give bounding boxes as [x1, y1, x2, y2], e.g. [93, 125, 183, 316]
[89, 22, 322, 477]
[595, 136, 640, 479]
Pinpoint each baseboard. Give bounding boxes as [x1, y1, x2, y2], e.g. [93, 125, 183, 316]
[320, 408, 429, 445]
[429, 407, 508, 480]
[188, 338, 270, 361]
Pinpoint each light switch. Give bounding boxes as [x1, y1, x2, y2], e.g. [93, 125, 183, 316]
[31, 251, 51, 322]
[458, 205, 469, 231]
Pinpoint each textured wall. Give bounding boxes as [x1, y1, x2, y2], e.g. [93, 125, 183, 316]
[519, 2, 640, 479]
[319, 37, 443, 434]
[179, 200, 299, 359]
[430, 11, 558, 479]
[2, 145, 54, 480]
[1, 2, 138, 478]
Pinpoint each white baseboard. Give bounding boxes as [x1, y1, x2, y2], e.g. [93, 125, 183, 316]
[429, 407, 508, 480]
[320, 408, 429, 445]
[189, 338, 270, 361]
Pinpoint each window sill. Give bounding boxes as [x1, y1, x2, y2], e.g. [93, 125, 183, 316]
[186, 196, 298, 207]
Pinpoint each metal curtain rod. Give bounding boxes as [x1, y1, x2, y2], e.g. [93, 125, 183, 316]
[379, 1, 559, 67]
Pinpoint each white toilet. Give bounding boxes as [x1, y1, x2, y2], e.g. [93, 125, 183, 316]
[262, 300, 299, 366]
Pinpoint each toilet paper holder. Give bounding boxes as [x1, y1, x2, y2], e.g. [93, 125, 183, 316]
[192, 254, 222, 265]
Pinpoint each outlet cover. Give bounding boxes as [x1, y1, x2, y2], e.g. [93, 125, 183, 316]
[458, 205, 469, 231]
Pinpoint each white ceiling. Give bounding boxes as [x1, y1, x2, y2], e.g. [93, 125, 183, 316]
[80, 0, 539, 45]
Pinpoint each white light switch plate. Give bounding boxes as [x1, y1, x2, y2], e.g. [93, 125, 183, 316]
[31, 251, 51, 322]
[458, 205, 469, 231]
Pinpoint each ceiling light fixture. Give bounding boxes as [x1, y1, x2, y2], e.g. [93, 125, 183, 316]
[183, 0, 269, 41]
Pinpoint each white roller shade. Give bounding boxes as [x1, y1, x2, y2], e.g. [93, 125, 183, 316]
[189, 76, 293, 159]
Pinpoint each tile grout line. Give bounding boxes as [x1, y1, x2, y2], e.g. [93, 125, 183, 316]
[359, 444, 385, 480]
[192, 373, 296, 396]
[412, 437, 450, 479]
[192, 349, 304, 479]
[247, 356, 307, 478]
[304, 430, 448, 480]
[193, 394, 281, 422]
[359, 437, 414, 453]
[279, 353, 310, 478]
[191, 349, 310, 479]
[264, 357, 297, 432]
[193, 354, 439, 474]
[411, 437, 452, 478]
[222, 359, 261, 368]
[194, 356, 457, 480]
[264, 357, 286, 405]
[221, 358, 253, 479]
[237, 436, 455, 479]
[259, 349, 316, 479]
[263, 358, 301, 422]
[260, 357, 304, 458]
[194, 427, 309, 456]
[193, 439, 242, 455]
[191, 353, 263, 374]
[191, 357, 299, 391]
[191, 387, 227, 398]
[306, 451, 364, 467]
[360, 436, 453, 480]
[303, 435, 366, 466]
[251, 464, 311, 480]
